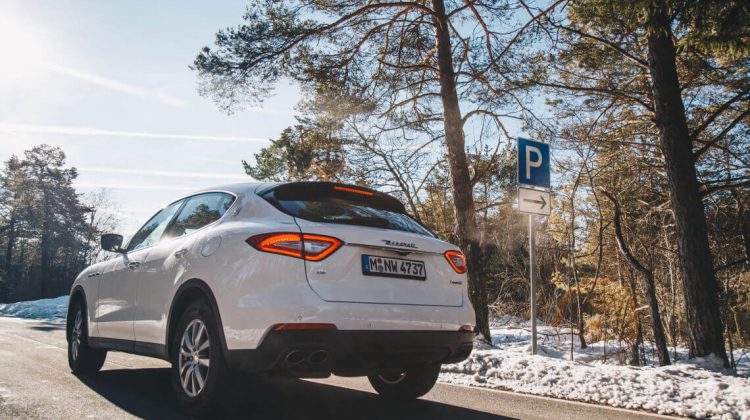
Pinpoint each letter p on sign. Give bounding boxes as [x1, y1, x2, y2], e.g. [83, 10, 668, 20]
[518, 138, 550, 188]
[525, 146, 542, 180]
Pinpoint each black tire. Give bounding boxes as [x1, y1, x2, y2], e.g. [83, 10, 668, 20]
[170, 299, 229, 417]
[67, 299, 107, 374]
[368, 363, 441, 400]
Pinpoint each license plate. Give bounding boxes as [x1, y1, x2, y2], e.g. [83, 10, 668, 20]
[361, 254, 426, 281]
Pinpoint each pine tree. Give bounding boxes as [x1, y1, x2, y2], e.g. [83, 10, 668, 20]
[0, 145, 106, 301]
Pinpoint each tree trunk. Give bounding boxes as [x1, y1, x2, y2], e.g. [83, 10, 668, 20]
[432, 0, 490, 341]
[627, 271, 644, 366]
[568, 174, 587, 349]
[40, 230, 50, 299]
[571, 237, 587, 349]
[645, 1, 728, 366]
[665, 235, 679, 360]
[601, 189, 670, 365]
[4, 215, 16, 280]
[643, 270, 671, 366]
[741, 206, 750, 262]
[576, 296, 587, 349]
[39, 178, 51, 299]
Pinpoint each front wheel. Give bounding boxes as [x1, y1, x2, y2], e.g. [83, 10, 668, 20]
[170, 300, 229, 416]
[67, 300, 106, 374]
[368, 363, 441, 400]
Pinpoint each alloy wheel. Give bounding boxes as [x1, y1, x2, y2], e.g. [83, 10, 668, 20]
[71, 308, 82, 361]
[178, 319, 211, 397]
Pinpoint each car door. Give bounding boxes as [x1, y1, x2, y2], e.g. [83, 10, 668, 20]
[134, 192, 235, 346]
[96, 200, 183, 342]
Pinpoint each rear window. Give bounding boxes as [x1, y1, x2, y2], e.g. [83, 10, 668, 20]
[261, 183, 435, 237]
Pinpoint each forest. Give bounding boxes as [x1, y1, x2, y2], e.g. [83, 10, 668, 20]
[0, 145, 117, 302]
[193, 0, 749, 371]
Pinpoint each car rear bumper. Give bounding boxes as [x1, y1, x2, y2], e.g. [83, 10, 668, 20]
[223, 330, 474, 377]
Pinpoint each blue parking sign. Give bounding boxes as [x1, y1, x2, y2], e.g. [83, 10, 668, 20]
[517, 138, 550, 188]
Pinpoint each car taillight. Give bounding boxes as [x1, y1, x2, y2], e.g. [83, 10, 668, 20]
[246, 233, 342, 261]
[444, 250, 467, 274]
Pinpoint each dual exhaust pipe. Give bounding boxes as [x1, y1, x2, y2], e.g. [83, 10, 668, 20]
[285, 349, 330, 367]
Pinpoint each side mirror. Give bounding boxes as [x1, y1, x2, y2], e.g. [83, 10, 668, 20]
[101, 234, 125, 253]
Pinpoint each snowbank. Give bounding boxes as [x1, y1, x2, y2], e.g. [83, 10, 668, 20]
[440, 318, 750, 419]
[0, 296, 68, 323]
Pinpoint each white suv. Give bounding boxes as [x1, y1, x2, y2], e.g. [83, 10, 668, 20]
[67, 182, 475, 415]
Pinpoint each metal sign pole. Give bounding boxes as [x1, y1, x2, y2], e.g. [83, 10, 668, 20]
[529, 213, 537, 355]
[517, 137, 549, 357]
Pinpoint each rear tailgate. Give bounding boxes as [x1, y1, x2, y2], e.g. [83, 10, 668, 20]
[259, 182, 465, 307]
[295, 219, 464, 306]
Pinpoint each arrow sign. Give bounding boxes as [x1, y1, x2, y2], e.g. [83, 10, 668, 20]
[523, 194, 546, 209]
[518, 187, 551, 215]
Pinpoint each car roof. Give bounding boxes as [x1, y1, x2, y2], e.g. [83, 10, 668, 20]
[190, 180, 394, 199]
[190, 182, 278, 196]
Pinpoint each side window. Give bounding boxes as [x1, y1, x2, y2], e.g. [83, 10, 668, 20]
[163, 193, 235, 239]
[127, 200, 183, 251]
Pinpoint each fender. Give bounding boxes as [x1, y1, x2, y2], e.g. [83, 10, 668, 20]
[165, 278, 228, 357]
[66, 286, 85, 343]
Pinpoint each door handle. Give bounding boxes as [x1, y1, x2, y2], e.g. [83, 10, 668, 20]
[174, 249, 188, 259]
[127, 262, 141, 270]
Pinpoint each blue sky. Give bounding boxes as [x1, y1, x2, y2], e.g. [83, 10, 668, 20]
[0, 0, 300, 232]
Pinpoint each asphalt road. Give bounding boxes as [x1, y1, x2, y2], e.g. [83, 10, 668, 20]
[0, 317, 671, 420]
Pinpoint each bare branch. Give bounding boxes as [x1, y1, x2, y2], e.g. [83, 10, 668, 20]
[600, 188, 652, 277]
[690, 89, 750, 140]
[693, 107, 750, 159]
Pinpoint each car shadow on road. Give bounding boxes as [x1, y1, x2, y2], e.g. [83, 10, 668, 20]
[76, 367, 511, 420]
[28, 321, 65, 332]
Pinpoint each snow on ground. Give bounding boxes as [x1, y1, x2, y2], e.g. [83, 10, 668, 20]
[439, 317, 750, 419]
[0, 296, 68, 323]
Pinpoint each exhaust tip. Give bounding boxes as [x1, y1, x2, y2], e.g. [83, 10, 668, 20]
[308, 350, 329, 364]
[285, 350, 306, 365]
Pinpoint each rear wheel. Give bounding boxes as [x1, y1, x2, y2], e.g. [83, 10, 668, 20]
[170, 300, 229, 416]
[368, 363, 441, 400]
[67, 299, 107, 374]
